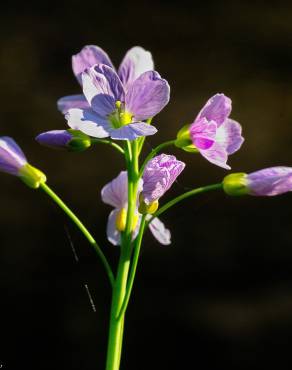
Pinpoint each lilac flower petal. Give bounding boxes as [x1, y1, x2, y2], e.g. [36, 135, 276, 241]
[125, 71, 170, 121]
[142, 154, 185, 203]
[72, 45, 114, 85]
[107, 209, 121, 246]
[200, 142, 230, 170]
[101, 171, 128, 208]
[36, 130, 72, 148]
[247, 167, 292, 196]
[109, 122, 157, 141]
[197, 93, 232, 127]
[66, 108, 110, 138]
[82, 64, 124, 117]
[216, 118, 244, 154]
[189, 117, 217, 150]
[0, 137, 27, 175]
[147, 216, 171, 245]
[57, 94, 89, 114]
[118, 46, 154, 90]
[143, 167, 170, 203]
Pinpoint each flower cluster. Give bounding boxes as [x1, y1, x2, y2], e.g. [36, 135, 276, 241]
[1, 43, 292, 370]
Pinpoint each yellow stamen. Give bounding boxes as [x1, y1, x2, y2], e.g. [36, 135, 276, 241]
[120, 111, 133, 125]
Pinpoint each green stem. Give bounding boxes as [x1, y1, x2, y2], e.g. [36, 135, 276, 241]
[138, 118, 152, 154]
[105, 247, 131, 370]
[147, 183, 223, 226]
[105, 139, 140, 370]
[132, 140, 139, 180]
[139, 139, 176, 178]
[40, 183, 114, 288]
[124, 141, 139, 242]
[91, 139, 124, 155]
[124, 140, 133, 164]
[116, 214, 146, 321]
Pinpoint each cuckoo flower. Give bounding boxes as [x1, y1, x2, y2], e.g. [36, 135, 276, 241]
[101, 171, 171, 246]
[140, 154, 185, 211]
[66, 64, 169, 140]
[223, 167, 292, 196]
[36, 130, 91, 152]
[176, 94, 244, 169]
[58, 45, 154, 113]
[0, 137, 46, 188]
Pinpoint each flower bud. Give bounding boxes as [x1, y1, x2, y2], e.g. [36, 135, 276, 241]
[36, 129, 91, 152]
[223, 173, 248, 196]
[244, 167, 292, 196]
[0, 136, 46, 189]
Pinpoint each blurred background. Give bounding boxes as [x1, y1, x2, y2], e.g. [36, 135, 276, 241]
[1, 0, 292, 369]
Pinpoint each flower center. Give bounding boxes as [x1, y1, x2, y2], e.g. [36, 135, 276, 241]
[108, 101, 133, 129]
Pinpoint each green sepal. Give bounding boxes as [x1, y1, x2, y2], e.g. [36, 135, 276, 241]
[19, 163, 47, 189]
[175, 124, 199, 153]
[138, 195, 159, 215]
[67, 129, 91, 152]
[223, 173, 248, 196]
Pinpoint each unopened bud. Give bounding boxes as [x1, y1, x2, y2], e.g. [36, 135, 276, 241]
[36, 129, 91, 152]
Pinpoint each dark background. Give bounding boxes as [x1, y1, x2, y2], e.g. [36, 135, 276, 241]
[1, 1, 292, 369]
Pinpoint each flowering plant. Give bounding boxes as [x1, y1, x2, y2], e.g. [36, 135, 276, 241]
[1, 45, 292, 370]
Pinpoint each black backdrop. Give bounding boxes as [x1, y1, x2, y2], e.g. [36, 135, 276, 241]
[1, 1, 292, 369]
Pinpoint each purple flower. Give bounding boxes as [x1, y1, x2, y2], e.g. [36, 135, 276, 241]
[0, 137, 27, 175]
[36, 129, 91, 152]
[58, 45, 154, 113]
[65, 64, 169, 140]
[0, 137, 46, 188]
[189, 94, 244, 169]
[101, 171, 171, 246]
[142, 154, 185, 204]
[223, 167, 292, 196]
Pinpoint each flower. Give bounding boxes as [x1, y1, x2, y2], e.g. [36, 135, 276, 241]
[36, 129, 91, 152]
[140, 154, 185, 211]
[101, 171, 171, 246]
[0, 137, 46, 188]
[223, 167, 292, 196]
[58, 45, 154, 113]
[176, 93, 244, 169]
[66, 64, 169, 140]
